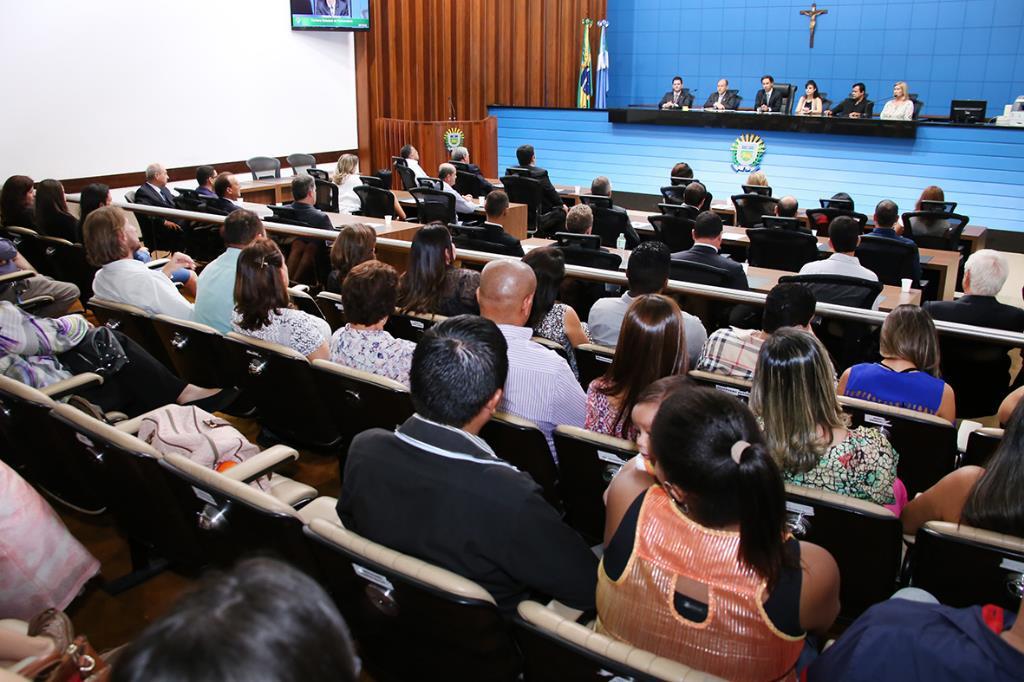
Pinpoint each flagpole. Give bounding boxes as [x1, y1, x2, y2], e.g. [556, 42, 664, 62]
[577, 18, 593, 109]
[595, 19, 609, 110]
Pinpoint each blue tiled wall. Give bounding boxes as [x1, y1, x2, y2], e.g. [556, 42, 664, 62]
[491, 107, 1024, 232]
[605, 0, 1024, 117]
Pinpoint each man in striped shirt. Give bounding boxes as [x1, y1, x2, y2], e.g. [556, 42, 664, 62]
[477, 260, 586, 459]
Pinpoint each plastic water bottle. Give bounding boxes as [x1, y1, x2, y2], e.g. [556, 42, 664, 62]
[615, 233, 626, 250]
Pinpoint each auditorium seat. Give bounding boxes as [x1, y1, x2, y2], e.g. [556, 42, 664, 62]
[803, 208, 869, 239]
[531, 335, 573, 366]
[32, 235, 95, 304]
[221, 333, 342, 450]
[385, 309, 444, 342]
[838, 396, 957, 497]
[416, 177, 444, 191]
[855, 235, 918, 285]
[87, 297, 175, 371]
[409, 187, 456, 225]
[784, 484, 902, 621]
[286, 153, 316, 175]
[900, 211, 970, 252]
[688, 370, 752, 402]
[480, 412, 562, 510]
[668, 260, 733, 288]
[746, 227, 821, 272]
[394, 162, 417, 191]
[246, 156, 282, 180]
[500, 175, 543, 234]
[910, 521, 1024, 610]
[648, 214, 695, 253]
[353, 185, 399, 219]
[1, 270, 58, 315]
[731, 194, 780, 228]
[591, 206, 639, 249]
[514, 600, 724, 682]
[553, 425, 637, 545]
[658, 202, 698, 219]
[449, 224, 524, 257]
[961, 427, 1002, 468]
[150, 314, 232, 388]
[304, 514, 521, 682]
[659, 185, 687, 205]
[315, 291, 346, 330]
[574, 342, 615, 389]
[287, 285, 327, 321]
[3, 226, 54, 277]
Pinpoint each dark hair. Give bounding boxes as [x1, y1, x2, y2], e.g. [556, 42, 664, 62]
[762, 283, 816, 333]
[292, 174, 315, 201]
[330, 223, 376, 283]
[522, 247, 566, 328]
[111, 558, 358, 682]
[79, 183, 111, 227]
[874, 199, 899, 228]
[804, 80, 819, 98]
[233, 238, 290, 331]
[222, 209, 264, 246]
[343, 260, 399, 325]
[213, 172, 233, 199]
[516, 144, 535, 167]
[853, 82, 866, 93]
[196, 165, 216, 187]
[671, 162, 693, 180]
[683, 181, 706, 208]
[34, 179, 73, 236]
[591, 176, 611, 197]
[399, 144, 415, 159]
[672, 76, 683, 84]
[485, 190, 509, 218]
[652, 388, 790, 589]
[962, 397, 1024, 536]
[626, 240, 670, 294]
[776, 196, 798, 218]
[831, 192, 852, 203]
[597, 294, 687, 434]
[410, 315, 509, 426]
[397, 223, 453, 314]
[1, 175, 34, 227]
[828, 215, 861, 252]
[693, 210, 723, 239]
[879, 304, 941, 376]
[761, 75, 774, 84]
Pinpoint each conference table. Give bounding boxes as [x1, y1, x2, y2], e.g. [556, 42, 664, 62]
[521, 238, 919, 312]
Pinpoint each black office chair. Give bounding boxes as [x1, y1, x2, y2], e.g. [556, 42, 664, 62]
[746, 228, 821, 272]
[669, 176, 699, 188]
[246, 156, 282, 180]
[741, 184, 772, 197]
[819, 197, 855, 211]
[353, 185, 398, 219]
[779, 274, 883, 310]
[659, 185, 687, 204]
[500, 175, 543, 234]
[909, 95, 925, 120]
[480, 413, 561, 510]
[267, 205, 327, 230]
[454, 170, 490, 198]
[591, 206, 639, 249]
[307, 168, 329, 181]
[577, 195, 612, 209]
[409, 187, 456, 225]
[761, 216, 806, 231]
[358, 174, 385, 189]
[900, 211, 969, 251]
[554, 233, 622, 271]
[647, 214, 695, 253]
[417, 177, 444, 191]
[937, 335, 1016, 418]
[504, 166, 531, 177]
[394, 162, 417, 191]
[286, 153, 317, 175]
[314, 179, 339, 213]
[449, 224, 522, 256]
[855, 235, 918, 285]
[668, 259, 732, 287]
[658, 202, 698, 219]
[805, 208, 869, 238]
[774, 83, 797, 114]
[732, 194, 780, 228]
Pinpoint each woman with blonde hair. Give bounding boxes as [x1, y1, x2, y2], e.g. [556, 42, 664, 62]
[332, 154, 362, 214]
[881, 81, 914, 120]
[746, 170, 768, 187]
[751, 328, 905, 512]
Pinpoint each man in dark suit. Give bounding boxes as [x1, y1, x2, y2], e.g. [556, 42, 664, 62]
[515, 144, 567, 234]
[754, 75, 784, 113]
[315, 0, 349, 16]
[195, 165, 217, 198]
[590, 175, 641, 247]
[826, 83, 873, 118]
[671, 210, 748, 290]
[450, 146, 493, 195]
[704, 79, 739, 110]
[867, 200, 921, 284]
[283, 174, 333, 283]
[135, 162, 186, 237]
[659, 76, 693, 109]
[207, 172, 243, 215]
[481, 190, 524, 256]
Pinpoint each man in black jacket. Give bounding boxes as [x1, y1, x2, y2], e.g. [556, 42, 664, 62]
[515, 144, 567, 233]
[338, 315, 598, 613]
[704, 79, 739, 110]
[659, 76, 693, 109]
[135, 162, 186, 245]
[754, 75, 784, 113]
[481, 190, 524, 256]
[206, 172, 242, 215]
[671, 210, 748, 290]
[827, 83, 873, 118]
[451, 146, 494, 195]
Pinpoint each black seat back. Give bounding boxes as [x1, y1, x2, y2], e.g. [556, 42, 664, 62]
[805, 208, 869, 238]
[688, 370, 752, 402]
[409, 187, 456, 225]
[87, 298, 174, 370]
[746, 228, 821, 272]
[358, 174, 385, 189]
[151, 315, 232, 388]
[731, 194, 781, 228]
[311, 360, 413, 452]
[500, 175, 543, 232]
[557, 245, 622, 272]
[855, 234, 918, 285]
[962, 427, 1002, 468]
[385, 310, 443, 342]
[937, 335, 1014, 418]
[647, 214, 695, 253]
[394, 163, 417, 191]
[901, 211, 969, 251]
[574, 343, 615, 390]
[450, 224, 523, 256]
[668, 259, 732, 287]
[659, 185, 686, 204]
[590, 206, 635, 248]
[353, 185, 398, 219]
[315, 291, 347, 330]
[480, 413, 562, 510]
[578, 195, 612, 209]
[742, 184, 772, 197]
[454, 170, 489, 197]
[779, 274, 883, 309]
[314, 179, 339, 213]
[417, 177, 444, 191]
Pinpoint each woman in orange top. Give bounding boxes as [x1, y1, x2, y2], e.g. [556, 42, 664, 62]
[596, 388, 840, 681]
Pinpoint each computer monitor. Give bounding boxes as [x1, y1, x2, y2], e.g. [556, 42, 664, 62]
[820, 197, 855, 211]
[950, 100, 986, 124]
[742, 184, 772, 197]
[553, 232, 602, 250]
[920, 200, 957, 213]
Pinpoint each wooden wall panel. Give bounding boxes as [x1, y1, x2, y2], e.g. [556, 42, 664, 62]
[356, 0, 606, 177]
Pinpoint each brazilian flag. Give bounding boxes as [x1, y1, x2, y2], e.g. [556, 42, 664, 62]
[577, 18, 593, 109]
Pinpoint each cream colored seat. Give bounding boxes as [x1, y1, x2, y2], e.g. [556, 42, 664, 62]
[514, 600, 724, 681]
[688, 369, 753, 402]
[315, 291, 346, 330]
[304, 509, 520, 681]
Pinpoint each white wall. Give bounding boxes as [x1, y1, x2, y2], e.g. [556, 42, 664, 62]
[0, 1, 358, 181]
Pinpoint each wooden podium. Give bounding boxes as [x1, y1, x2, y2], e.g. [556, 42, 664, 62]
[373, 116, 498, 182]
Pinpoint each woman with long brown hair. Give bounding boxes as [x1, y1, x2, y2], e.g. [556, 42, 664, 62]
[325, 223, 376, 294]
[33, 179, 77, 242]
[585, 294, 687, 440]
[906, 185, 950, 237]
[396, 223, 479, 316]
[0, 175, 35, 228]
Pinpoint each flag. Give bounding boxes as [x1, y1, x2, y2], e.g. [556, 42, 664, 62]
[577, 18, 593, 109]
[595, 20, 609, 109]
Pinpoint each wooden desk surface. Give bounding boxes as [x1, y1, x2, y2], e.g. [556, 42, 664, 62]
[522, 237, 920, 311]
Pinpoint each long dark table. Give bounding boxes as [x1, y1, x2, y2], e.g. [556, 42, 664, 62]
[609, 108, 919, 138]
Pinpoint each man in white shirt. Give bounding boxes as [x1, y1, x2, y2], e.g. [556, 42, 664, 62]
[194, 209, 265, 333]
[799, 215, 878, 281]
[83, 205, 195, 320]
[400, 144, 427, 180]
[438, 163, 478, 222]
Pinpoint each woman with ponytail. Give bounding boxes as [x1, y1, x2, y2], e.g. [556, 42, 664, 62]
[596, 387, 840, 681]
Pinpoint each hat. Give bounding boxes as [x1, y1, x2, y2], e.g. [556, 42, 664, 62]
[0, 238, 19, 275]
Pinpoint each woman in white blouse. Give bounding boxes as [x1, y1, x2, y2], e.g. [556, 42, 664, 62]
[332, 153, 363, 214]
[231, 238, 330, 361]
[880, 81, 914, 120]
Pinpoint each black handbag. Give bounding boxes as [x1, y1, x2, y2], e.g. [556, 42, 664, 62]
[60, 326, 129, 377]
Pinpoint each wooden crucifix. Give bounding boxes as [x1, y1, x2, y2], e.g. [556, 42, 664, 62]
[800, 3, 828, 48]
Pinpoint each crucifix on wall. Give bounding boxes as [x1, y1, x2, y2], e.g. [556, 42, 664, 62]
[800, 3, 828, 48]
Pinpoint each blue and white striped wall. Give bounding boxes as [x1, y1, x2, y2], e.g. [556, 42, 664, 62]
[491, 106, 1024, 233]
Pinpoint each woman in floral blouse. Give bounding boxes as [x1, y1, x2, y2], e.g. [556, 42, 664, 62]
[751, 328, 906, 513]
[330, 260, 415, 387]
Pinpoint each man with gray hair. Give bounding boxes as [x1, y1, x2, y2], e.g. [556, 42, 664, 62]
[135, 162, 185, 238]
[438, 162, 479, 221]
[450, 146, 493, 194]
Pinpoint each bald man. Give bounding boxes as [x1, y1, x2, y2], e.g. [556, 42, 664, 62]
[478, 260, 586, 460]
[703, 79, 739, 110]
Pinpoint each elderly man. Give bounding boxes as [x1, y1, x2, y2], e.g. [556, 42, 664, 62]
[135, 162, 184, 235]
[438, 162, 479, 221]
[399, 144, 427, 179]
[450, 146, 493, 194]
[477, 260, 586, 458]
[703, 79, 739, 110]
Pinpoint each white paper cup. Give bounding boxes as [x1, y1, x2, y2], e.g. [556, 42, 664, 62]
[384, 215, 392, 228]
[901, 278, 912, 292]
[574, 185, 580, 195]
[478, 195, 486, 207]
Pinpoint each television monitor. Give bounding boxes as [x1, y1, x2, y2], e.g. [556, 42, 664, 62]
[290, 0, 370, 31]
[950, 100, 986, 124]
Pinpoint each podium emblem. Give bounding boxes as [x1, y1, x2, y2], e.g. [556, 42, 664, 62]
[730, 134, 766, 173]
[444, 128, 465, 151]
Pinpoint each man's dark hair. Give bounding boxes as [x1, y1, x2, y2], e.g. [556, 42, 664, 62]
[693, 210, 724, 239]
[485, 190, 509, 218]
[672, 76, 683, 84]
[292, 174, 315, 201]
[828, 215, 861, 253]
[853, 82, 866, 94]
[410, 315, 509, 427]
[683, 181, 706, 207]
[762, 283, 816, 333]
[399, 144, 415, 159]
[196, 165, 216, 187]
[874, 199, 899, 228]
[213, 172, 233, 199]
[516, 144, 535, 167]
[671, 162, 693, 180]
[626, 241, 670, 294]
[762, 75, 774, 84]
[776, 196, 798, 217]
[590, 176, 611, 197]
[222, 209, 264, 246]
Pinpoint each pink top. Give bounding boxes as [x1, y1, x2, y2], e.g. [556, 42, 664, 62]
[585, 378, 639, 441]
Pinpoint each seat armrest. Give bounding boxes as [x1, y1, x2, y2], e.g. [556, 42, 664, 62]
[146, 258, 170, 270]
[0, 270, 34, 286]
[289, 284, 310, 293]
[41, 372, 104, 399]
[220, 445, 300, 483]
[545, 599, 585, 623]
